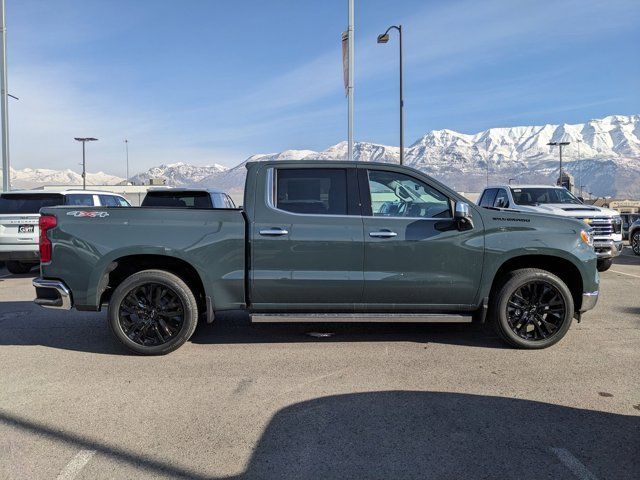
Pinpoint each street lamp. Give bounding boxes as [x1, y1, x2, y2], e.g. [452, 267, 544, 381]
[74, 137, 98, 190]
[377, 25, 404, 165]
[547, 141, 570, 188]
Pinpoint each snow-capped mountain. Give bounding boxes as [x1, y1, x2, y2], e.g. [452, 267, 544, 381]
[129, 162, 228, 186]
[8, 115, 640, 197]
[10, 167, 124, 189]
[200, 114, 640, 197]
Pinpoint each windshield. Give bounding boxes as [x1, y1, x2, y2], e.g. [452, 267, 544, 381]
[510, 187, 582, 206]
[0, 193, 64, 214]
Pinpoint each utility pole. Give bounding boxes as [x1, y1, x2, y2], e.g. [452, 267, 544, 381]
[124, 139, 129, 181]
[576, 139, 582, 196]
[547, 141, 570, 188]
[0, 0, 10, 192]
[347, 0, 354, 161]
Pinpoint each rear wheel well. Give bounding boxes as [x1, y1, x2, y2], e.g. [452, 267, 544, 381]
[99, 255, 206, 315]
[490, 255, 583, 310]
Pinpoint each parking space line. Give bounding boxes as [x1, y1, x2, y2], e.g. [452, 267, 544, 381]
[610, 269, 640, 279]
[550, 447, 599, 480]
[56, 450, 96, 480]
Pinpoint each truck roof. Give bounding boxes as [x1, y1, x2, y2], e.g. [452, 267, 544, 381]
[145, 187, 228, 194]
[245, 159, 399, 169]
[484, 185, 566, 190]
[2, 189, 127, 197]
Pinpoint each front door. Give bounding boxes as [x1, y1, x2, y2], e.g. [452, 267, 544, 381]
[250, 166, 364, 311]
[360, 167, 484, 310]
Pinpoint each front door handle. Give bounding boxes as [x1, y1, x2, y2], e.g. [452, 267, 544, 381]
[369, 230, 398, 238]
[259, 228, 289, 236]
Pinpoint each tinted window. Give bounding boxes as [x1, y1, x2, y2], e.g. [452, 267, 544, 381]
[367, 170, 451, 218]
[0, 193, 64, 214]
[98, 195, 127, 207]
[142, 191, 212, 208]
[276, 168, 347, 215]
[65, 194, 95, 206]
[494, 189, 509, 208]
[479, 189, 498, 207]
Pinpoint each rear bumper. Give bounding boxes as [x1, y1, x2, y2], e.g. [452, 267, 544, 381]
[593, 240, 623, 259]
[580, 290, 599, 312]
[33, 278, 73, 310]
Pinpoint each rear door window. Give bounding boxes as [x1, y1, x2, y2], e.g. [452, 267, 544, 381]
[493, 189, 509, 208]
[99, 195, 129, 207]
[0, 193, 64, 213]
[276, 168, 348, 215]
[65, 194, 95, 206]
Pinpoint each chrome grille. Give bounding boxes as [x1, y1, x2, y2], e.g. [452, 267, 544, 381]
[576, 217, 614, 236]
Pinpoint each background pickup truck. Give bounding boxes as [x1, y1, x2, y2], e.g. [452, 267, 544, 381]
[477, 184, 623, 272]
[34, 161, 599, 355]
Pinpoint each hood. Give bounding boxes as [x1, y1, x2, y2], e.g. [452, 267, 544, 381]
[515, 203, 619, 218]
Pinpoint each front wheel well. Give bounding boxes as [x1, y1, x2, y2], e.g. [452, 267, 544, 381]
[490, 255, 584, 310]
[99, 255, 207, 314]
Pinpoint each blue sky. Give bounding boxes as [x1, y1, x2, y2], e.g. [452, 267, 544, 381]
[7, 0, 640, 176]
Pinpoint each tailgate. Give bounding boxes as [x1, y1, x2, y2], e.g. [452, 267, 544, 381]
[0, 214, 39, 246]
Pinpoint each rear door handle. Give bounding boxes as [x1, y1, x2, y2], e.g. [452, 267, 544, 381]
[259, 228, 289, 236]
[369, 230, 398, 238]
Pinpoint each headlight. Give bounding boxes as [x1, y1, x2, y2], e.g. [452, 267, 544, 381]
[580, 229, 594, 247]
[613, 216, 622, 234]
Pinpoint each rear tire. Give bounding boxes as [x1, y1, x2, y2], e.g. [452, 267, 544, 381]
[6, 261, 33, 274]
[488, 268, 574, 349]
[597, 258, 613, 272]
[108, 269, 198, 355]
[632, 232, 640, 256]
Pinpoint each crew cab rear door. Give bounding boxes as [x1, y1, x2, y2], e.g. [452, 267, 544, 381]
[250, 165, 364, 310]
[359, 166, 484, 309]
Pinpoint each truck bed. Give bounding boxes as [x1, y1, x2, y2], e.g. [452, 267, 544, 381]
[39, 206, 246, 311]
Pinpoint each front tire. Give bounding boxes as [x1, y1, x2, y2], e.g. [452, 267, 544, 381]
[597, 258, 614, 272]
[6, 261, 34, 274]
[489, 268, 574, 349]
[632, 232, 640, 256]
[108, 269, 198, 355]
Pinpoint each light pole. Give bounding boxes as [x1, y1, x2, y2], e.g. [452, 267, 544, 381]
[74, 137, 98, 190]
[576, 139, 582, 195]
[0, 0, 9, 192]
[377, 24, 404, 165]
[124, 139, 129, 181]
[547, 141, 570, 188]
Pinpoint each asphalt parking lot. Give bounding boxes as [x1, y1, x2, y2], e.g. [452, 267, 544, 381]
[0, 250, 638, 480]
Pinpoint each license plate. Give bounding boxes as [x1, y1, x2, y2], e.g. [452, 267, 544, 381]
[18, 224, 34, 234]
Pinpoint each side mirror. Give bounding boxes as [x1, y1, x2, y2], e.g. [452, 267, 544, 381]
[454, 201, 470, 219]
[454, 202, 473, 231]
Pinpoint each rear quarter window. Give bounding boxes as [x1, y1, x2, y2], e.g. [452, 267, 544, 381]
[65, 194, 95, 206]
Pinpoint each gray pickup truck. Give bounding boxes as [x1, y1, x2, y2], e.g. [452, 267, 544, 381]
[33, 161, 599, 354]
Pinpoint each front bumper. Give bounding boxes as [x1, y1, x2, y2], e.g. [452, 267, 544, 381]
[33, 278, 73, 310]
[593, 240, 623, 259]
[580, 290, 599, 312]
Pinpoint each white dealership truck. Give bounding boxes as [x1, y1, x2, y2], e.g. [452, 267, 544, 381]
[477, 185, 622, 271]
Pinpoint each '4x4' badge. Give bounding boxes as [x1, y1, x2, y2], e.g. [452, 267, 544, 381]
[66, 211, 109, 218]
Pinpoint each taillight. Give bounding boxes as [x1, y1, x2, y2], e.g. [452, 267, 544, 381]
[39, 215, 57, 263]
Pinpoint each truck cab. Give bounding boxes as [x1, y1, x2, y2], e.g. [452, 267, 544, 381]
[478, 185, 622, 271]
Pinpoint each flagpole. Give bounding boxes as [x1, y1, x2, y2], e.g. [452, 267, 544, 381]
[0, 0, 10, 191]
[347, 0, 354, 161]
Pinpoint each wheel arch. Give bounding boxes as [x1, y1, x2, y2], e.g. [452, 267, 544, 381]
[487, 255, 584, 311]
[98, 254, 208, 318]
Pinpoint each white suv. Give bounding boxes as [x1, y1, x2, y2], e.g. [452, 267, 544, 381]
[477, 185, 622, 272]
[0, 190, 130, 274]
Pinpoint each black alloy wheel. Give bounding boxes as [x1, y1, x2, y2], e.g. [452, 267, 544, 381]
[506, 281, 566, 341]
[632, 232, 640, 256]
[108, 270, 199, 355]
[118, 283, 185, 347]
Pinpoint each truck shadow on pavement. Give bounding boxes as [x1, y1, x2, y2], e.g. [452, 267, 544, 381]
[1, 391, 638, 479]
[0, 302, 506, 354]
